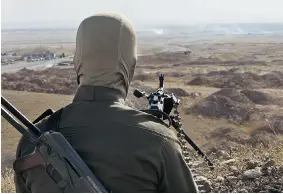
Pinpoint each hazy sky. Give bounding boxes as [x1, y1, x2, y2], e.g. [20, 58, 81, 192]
[1, 0, 283, 28]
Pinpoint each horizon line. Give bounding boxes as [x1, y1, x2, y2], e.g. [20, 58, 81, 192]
[2, 21, 283, 31]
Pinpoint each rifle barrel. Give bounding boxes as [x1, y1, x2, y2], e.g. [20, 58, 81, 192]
[1, 96, 42, 138]
[1, 108, 39, 142]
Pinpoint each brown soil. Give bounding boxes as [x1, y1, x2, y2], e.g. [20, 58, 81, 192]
[1, 69, 190, 109]
[130, 80, 154, 92]
[165, 88, 190, 97]
[212, 88, 251, 103]
[187, 76, 209, 86]
[248, 132, 279, 147]
[208, 127, 250, 146]
[180, 57, 268, 67]
[163, 71, 187, 78]
[251, 116, 283, 136]
[187, 87, 283, 124]
[188, 89, 254, 123]
[240, 90, 276, 105]
[188, 71, 283, 89]
[137, 51, 191, 65]
[133, 72, 158, 82]
[261, 71, 283, 88]
[204, 121, 283, 150]
[2, 68, 77, 95]
[1, 69, 160, 110]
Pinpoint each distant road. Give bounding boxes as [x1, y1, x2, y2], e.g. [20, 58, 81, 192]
[1, 58, 67, 73]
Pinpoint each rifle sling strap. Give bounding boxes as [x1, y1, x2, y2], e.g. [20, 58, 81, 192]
[13, 108, 63, 174]
[47, 108, 63, 132]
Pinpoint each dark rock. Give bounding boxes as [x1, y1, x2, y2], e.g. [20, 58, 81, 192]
[246, 159, 260, 169]
[195, 176, 212, 193]
[262, 159, 275, 170]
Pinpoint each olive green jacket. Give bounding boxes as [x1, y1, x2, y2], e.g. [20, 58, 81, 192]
[15, 86, 198, 193]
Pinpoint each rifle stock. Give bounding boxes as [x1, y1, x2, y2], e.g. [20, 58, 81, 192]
[1, 96, 108, 193]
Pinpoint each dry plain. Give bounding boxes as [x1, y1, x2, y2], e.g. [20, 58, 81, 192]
[1, 29, 283, 192]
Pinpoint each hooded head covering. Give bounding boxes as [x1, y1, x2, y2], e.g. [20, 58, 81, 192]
[74, 13, 137, 99]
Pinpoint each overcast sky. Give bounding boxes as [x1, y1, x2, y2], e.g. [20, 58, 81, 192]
[1, 0, 283, 28]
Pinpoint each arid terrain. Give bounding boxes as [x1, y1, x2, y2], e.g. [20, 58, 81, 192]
[1, 28, 283, 192]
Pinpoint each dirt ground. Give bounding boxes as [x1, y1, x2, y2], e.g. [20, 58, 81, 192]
[1, 31, 283, 192]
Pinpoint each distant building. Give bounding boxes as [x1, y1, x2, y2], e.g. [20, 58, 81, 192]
[50, 53, 56, 59]
[22, 53, 56, 62]
[1, 58, 14, 65]
[22, 55, 31, 61]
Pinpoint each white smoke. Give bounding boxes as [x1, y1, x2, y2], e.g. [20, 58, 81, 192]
[136, 23, 283, 37]
[153, 29, 164, 35]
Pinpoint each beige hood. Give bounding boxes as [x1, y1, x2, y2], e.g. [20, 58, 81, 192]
[74, 13, 137, 98]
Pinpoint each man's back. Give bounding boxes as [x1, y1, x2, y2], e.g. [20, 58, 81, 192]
[15, 13, 198, 193]
[16, 86, 198, 192]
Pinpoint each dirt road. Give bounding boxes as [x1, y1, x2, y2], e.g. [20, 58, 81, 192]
[1, 58, 66, 73]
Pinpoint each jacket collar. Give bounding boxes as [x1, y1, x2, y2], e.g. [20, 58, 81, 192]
[73, 86, 125, 102]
